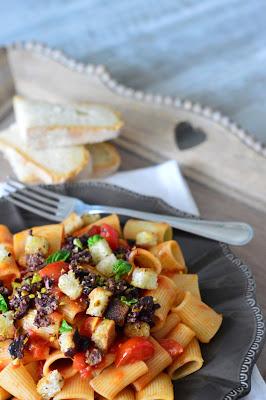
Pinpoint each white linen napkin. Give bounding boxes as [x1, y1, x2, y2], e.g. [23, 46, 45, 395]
[104, 159, 266, 399]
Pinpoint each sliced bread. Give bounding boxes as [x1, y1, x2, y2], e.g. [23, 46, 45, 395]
[13, 96, 123, 148]
[86, 142, 121, 178]
[0, 124, 91, 184]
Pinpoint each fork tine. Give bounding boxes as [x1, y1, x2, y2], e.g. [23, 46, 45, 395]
[7, 179, 64, 201]
[7, 190, 58, 214]
[5, 181, 59, 207]
[5, 196, 62, 222]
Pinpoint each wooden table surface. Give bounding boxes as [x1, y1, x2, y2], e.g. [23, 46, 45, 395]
[0, 0, 265, 378]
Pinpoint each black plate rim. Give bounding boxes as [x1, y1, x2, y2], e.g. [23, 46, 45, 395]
[1, 180, 265, 399]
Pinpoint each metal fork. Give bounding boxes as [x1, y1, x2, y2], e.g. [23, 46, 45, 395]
[1, 179, 253, 246]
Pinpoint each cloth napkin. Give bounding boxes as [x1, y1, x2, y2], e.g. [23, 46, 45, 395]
[104, 160, 266, 399]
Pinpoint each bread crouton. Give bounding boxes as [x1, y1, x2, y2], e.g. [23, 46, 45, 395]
[87, 288, 112, 317]
[62, 213, 83, 236]
[58, 271, 82, 300]
[91, 319, 116, 351]
[37, 370, 64, 400]
[0, 311, 15, 340]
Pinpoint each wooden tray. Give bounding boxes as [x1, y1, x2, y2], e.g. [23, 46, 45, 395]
[0, 43, 265, 211]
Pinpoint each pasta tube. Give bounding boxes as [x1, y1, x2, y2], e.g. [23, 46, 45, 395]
[0, 387, 10, 400]
[54, 373, 94, 399]
[128, 248, 162, 274]
[25, 361, 40, 383]
[0, 245, 20, 282]
[98, 388, 135, 400]
[0, 225, 13, 247]
[133, 337, 172, 392]
[151, 240, 186, 273]
[58, 296, 86, 324]
[13, 224, 63, 263]
[90, 361, 148, 399]
[173, 291, 222, 343]
[74, 214, 122, 237]
[169, 274, 201, 301]
[166, 323, 195, 348]
[145, 276, 177, 332]
[136, 373, 174, 400]
[43, 350, 77, 379]
[153, 312, 180, 340]
[0, 340, 12, 369]
[167, 338, 203, 380]
[123, 220, 172, 243]
[0, 362, 40, 400]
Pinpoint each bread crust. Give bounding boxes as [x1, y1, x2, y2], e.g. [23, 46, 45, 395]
[0, 135, 90, 184]
[88, 142, 121, 178]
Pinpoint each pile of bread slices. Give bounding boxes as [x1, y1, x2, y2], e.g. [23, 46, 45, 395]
[0, 96, 123, 184]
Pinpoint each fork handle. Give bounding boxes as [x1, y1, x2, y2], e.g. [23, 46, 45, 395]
[79, 204, 253, 246]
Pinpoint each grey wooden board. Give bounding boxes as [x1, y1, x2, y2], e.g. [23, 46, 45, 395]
[0, 0, 266, 145]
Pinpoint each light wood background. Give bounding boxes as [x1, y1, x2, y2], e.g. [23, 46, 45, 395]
[0, 0, 265, 378]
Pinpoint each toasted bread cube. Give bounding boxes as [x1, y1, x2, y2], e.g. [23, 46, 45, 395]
[58, 331, 75, 355]
[89, 237, 112, 264]
[91, 319, 116, 351]
[131, 268, 158, 290]
[62, 213, 83, 236]
[96, 254, 117, 277]
[124, 322, 150, 338]
[87, 288, 112, 317]
[136, 231, 158, 248]
[0, 311, 15, 340]
[25, 234, 49, 256]
[82, 213, 101, 225]
[58, 270, 82, 300]
[37, 370, 64, 400]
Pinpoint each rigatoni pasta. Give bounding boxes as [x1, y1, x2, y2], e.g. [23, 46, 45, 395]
[133, 337, 172, 391]
[173, 291, 223, 343]
[145, 276, 177, 332]
[153, 313, 181, 340]
[0, 386, 10, 400]
[90, 361, 148, 399]
[123, 219, 172, 243]
[53, 374, 93, 399]
[0, 214, 222, 399]
[43, 351, 77, 379]
[0, 363, 40, 400]
[151, 240, 186, 273]
[136, 373, 174, 400]
[167, 338, 203, 380]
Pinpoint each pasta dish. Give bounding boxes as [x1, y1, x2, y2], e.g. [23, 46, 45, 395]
[0, 212, 222, 400]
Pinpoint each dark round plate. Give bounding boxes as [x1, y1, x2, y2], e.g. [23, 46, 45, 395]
[0, 181, 264, 399]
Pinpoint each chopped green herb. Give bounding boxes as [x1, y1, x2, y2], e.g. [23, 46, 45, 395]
[46, 250, 70, 264]
[0, 294, 8, 313]
[113, 260, 132, 280]
[120, 296, 138, 307]
[59, 319, 73, 334]
[31, 273, 42, 284]
[73, 238, 83, 250]
[88, 235, 103, 247]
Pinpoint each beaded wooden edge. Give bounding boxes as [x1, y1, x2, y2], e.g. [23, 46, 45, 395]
[1, 41, 266, 211]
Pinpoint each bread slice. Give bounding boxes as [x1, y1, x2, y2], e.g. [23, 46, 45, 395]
[85, 142, 121, 178]
[13, 96, 123, 148]
[0, 124, 90, 184]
